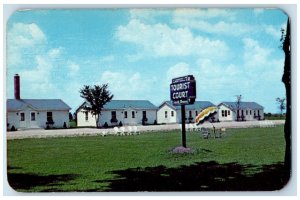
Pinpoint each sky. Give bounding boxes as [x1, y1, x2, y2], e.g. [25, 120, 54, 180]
[6, 8, 288, 113]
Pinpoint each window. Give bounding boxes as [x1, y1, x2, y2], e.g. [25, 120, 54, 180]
[47, 112, 53, 122]
[124, 111, 127, 118]
[222, 110, 225, 117]
[250, 110, 252, 115]
[20, 113, 25, 121]
[225, 110, 227, 117]
[171, 111, 174, 117]
[143, 111, 147, 119]
[132, 111, 135, 118]
[31, 112, 36, 121]
[228, 110, 230, 115]
[112, 111, 116, 119]
[189, 110, 192, 118]
[195, 110, 198, 116]
[246, 110, 248, 115]
[110, 111, 118, 123]
[85, 111, 88, 121]
[165, 111, 168, 118]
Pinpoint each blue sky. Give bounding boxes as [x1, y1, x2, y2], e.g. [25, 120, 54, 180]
[6, 8, 288, 113]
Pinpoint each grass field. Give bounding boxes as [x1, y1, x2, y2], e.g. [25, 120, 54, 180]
[7, 125, 289, 192]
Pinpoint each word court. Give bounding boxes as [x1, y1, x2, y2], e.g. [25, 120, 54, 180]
[170, 75, 196, 106]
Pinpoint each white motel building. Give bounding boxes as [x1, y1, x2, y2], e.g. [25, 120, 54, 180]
[76, 100, 265, 128]
[76, 100, 158, 127]
[7, 74, 71, 130]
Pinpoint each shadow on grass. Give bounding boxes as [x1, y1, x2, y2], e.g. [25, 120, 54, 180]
[7, 167, 79, 192]
[93, 161, 290, 192]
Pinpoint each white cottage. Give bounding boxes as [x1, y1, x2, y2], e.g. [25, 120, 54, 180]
[157, 101, 217, 124]
[76, 100, 157, 127]
[7, 99, 71, 130]
[217, 102, 264, 122]
[7, 74, 71, 130]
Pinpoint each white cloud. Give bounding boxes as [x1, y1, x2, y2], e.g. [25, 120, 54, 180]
[8, 23, 46, 47]
[173, 8, 236, 20]
[7, 23, 47, 66]
[21, 55, 54, 93]
[166, 62, 191, 82]
[243, 38, 273, 68]
[173, 17, 255, 36]
[67, 62, 80, 77]
[116, 19, 229, 58]
[100, 70, 157, 100]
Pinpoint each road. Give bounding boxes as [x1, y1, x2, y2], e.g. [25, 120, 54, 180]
[6, 120, 285, 140]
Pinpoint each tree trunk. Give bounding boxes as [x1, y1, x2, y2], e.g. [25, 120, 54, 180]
[282, 18, 291, 175]
[95, 114, 100, 128]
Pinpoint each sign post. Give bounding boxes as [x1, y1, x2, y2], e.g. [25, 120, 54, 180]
[170, 75, 196, 148]
[181, 104, 187, 148]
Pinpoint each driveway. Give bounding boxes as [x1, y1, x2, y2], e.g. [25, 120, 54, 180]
[6, 120, 285, 140]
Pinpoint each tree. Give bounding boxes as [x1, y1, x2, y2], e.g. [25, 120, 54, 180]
[275, 97, 286, 116]
[79, 84, 113, 128]
[281, 18, 291, 173]
[69, 112, 73, 121]
[235, 95, 242, 121]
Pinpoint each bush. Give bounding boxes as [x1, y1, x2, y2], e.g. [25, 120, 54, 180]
[119, 121, 123, 126]
[103, 122, 108, 128]
[10, 125, 16, 131]
[63, 122, 67, 129]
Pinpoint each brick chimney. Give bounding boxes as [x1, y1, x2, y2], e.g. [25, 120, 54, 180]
[14, 74, 20, 100]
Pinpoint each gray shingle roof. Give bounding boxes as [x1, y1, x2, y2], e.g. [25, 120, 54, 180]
[219, 102, 264, 110]
[162, 101, 215, 110]
[103, 100, 157, 110]
[7, 99, 71, 111]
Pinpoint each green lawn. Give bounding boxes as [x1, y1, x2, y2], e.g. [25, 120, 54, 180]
[7, 125, 288, 192]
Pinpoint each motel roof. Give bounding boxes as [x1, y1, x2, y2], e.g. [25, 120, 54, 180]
[7, 99, 71, 111]
[160, 101, 215, 110]
[77, 100, 157, 112]
[103, 100, 157, 110]
[218, 102, 264, 110]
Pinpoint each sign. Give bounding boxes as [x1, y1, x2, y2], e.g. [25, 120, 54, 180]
[170, 75, 196, 106]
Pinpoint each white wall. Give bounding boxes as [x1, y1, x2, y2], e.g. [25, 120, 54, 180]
[77, 109, 97, 127]
[218, 104, 235, 122]
[99, 109, 157, 126]
[238, 109, 264, 121]
[157, 104, 177, 124]
[7, 107, 70, 129]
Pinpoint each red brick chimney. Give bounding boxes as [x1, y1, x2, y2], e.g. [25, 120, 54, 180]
[14, 74, 20, 100]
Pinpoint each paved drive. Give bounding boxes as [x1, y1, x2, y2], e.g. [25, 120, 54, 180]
[6, 120, 285, 140]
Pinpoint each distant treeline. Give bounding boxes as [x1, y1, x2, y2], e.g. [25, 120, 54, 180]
[264, 113, 286, 120]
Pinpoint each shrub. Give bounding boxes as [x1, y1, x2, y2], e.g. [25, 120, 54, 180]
[10, 125, 16, 131]
[103, 122, 108, 128]
[63, 122, 67, 129]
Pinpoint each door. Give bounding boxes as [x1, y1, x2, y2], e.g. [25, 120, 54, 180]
[30, 112, 38, 128]
[19, 112, 26, 128]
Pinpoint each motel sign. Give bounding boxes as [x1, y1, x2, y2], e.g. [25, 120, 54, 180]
[170, 75, 196, 106]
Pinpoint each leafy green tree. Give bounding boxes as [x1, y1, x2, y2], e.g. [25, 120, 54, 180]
[275, 97, 286, 116]
[79, 84, 113, 128]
